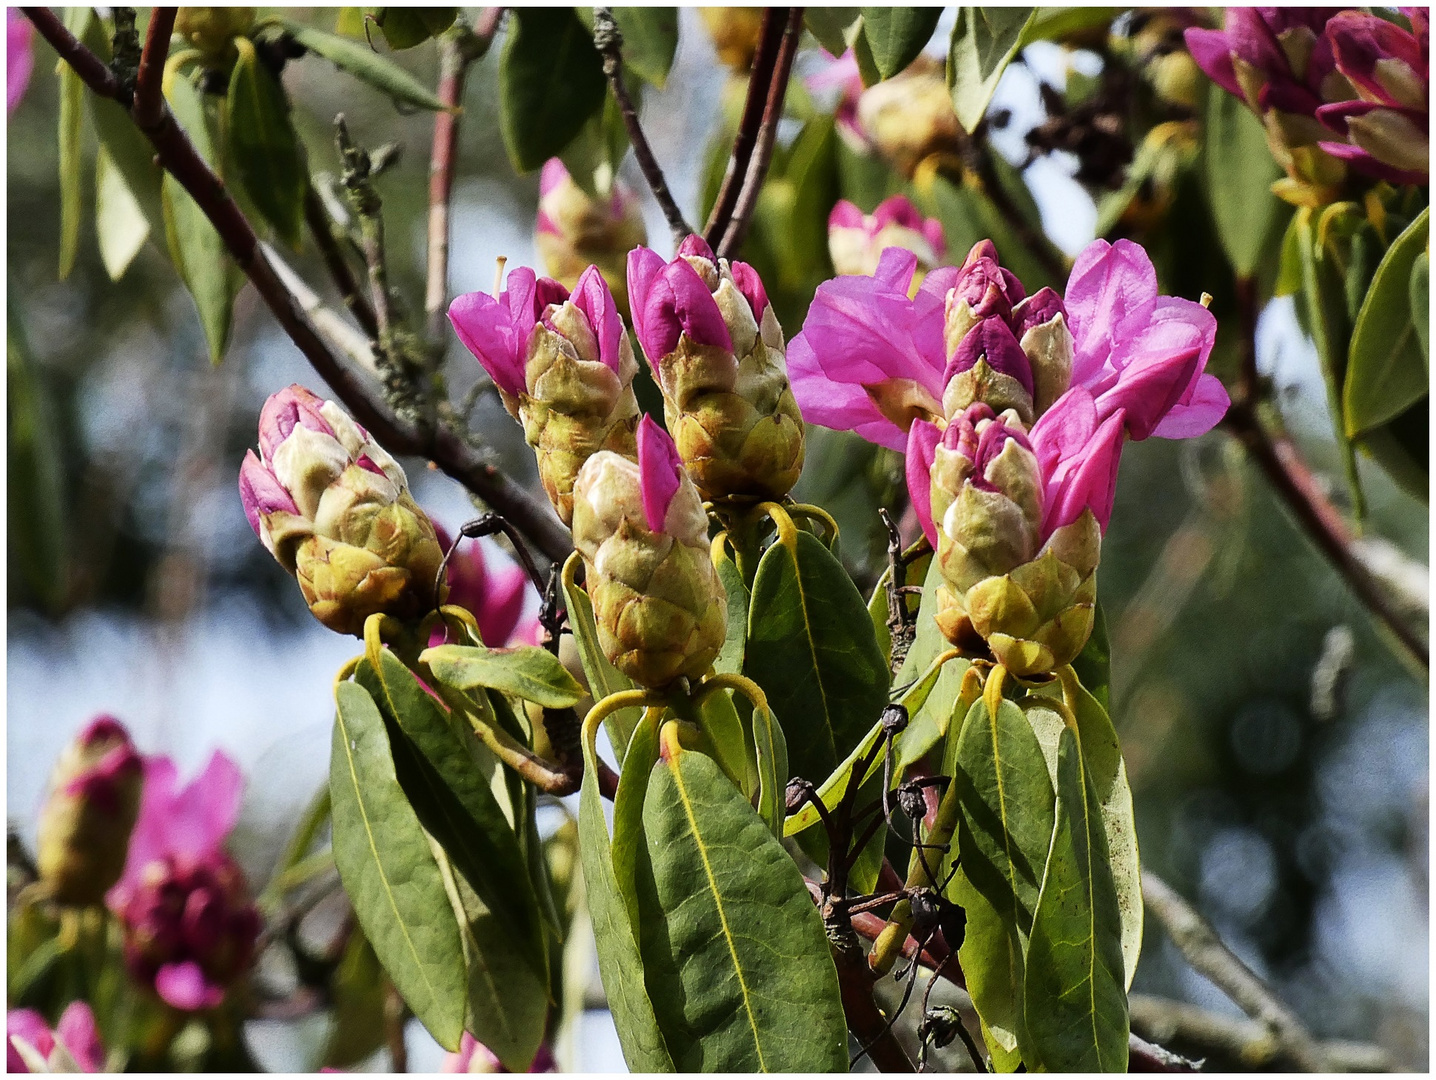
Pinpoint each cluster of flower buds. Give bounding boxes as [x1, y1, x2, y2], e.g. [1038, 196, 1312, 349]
[7, 1003, 104, 1073]
[240, 385, 445, 638]
[827, 195, 947, 279]
[571, 417, 727, 688]
[628, 235, 805, 502]
[107, 752, 260, 1012]
[1185, 8, 1429, 198]
[35, 717, 144, 907]
[792, 237, 1226, 676]
[535, 160, 648, 317]
[451, 266, 641, 525]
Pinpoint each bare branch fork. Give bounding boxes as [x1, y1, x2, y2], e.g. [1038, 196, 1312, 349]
[23, 6, 574, 566]
[591, 7, 692, 246]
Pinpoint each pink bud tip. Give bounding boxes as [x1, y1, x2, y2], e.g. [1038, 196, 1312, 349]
[637, 415, 684, 533]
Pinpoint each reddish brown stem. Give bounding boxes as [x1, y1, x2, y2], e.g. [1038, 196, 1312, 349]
[132, 7, 175, 128]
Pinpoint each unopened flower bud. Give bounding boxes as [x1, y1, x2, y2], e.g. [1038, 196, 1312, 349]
[535, 160, 648, 316]
[856, 58, 963, 177]
[942, 317, 1036, 423]
[628, 238, 805, 501]
[239, 385, 445, 637]
[174, 8, 255, 58]
[943, 240, 1027, 355]
[451, 266, 641, 525]
[1011, 287, 1074, 415]
[35, 717, 143, 906]
[827, 196, 946, 279]
[570, 417, 727, 688]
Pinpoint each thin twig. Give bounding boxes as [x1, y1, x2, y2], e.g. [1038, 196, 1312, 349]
[702, 8, 784, 245]
[425, 14, 496, 347]
[1141, 871, 1328, 1072]
[131, 7, 174, 128]
[717, 7, 803, 260]
[303, 182, 378, 339]
[23, 8, 574, 566]
[592, 7, 691, 245]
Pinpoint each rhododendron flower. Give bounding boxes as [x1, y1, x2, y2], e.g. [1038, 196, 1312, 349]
[534, 159, 647, 315]
[8, 10, 33, 116]
[430, 521, 541, 648]
[441, 1034, 557, 1073]
[107, 752, 260, 1012]
[450, 265, 640, 525]
[1316, 9, 1429, 183]
[806, 50, 867, 151]
[7, 1003, 104, 1073]
[627, 236, 804, 501]
[828, 196, 946, 278]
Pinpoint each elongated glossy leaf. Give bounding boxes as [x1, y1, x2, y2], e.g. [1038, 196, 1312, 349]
[500, 7, 607, 172]
[862, 7, 942, 79]
[1020, 6, 1119, 43]
[750, 698, 789, 839]
[868, 566, 895, 670]
[949, 869, 1024, 1068]
[162, 76, 239, 363]
[745, 530, 889, 785]
[95, 149, 150, 281]
[635, 745, 848, 1071]
[7, 302, 67, 614]
[321, 928, 387, 1068]
[1023, 726, 1129, 1072]
[1411, 250, 1429, 360]
[1344, 207, 1430, 437]
[715, 549, 750, 676]
[357, 654, 543, 959]
[896, 654, 970, 770]
[697, 687, 752, 800]
[578, 712, 674, 1071]
[330, 682, 466, 1051]
[1203, 82, 1282, 278]
[57, 49, 83, 280]
[1071, 600, 1111, 711]
[609, 8, 678, 87]
[365, 7, 457, 49]
[282, 20, 450, 110]
[421, 643, 584, 708]
[228, 39, 306, 247]
[947, 8, 1036, 131]
[805, 8, 864, 57]
[561, 558, 641, 761]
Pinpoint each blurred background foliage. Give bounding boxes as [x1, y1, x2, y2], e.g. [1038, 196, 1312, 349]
[7, 6, 1427, 1071]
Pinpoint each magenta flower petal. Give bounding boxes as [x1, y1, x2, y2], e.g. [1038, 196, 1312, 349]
[54, 1003, 103, 1073]
[678, 233, 717, 263]
[635, 255, 732, 361]
[570, 265, 624, 372]
[945, 317, 1034, 395]
[8, 1010, 53, 1072]
[154, 961, 226, 1011]
[448, 290, 529, 398]
[637, 415, 684, 533]
[1151, 373, 1231, 439]
[1065, 239, 1159, 386]
[828, 200, 866, 230]
[626, 245, 667, 354]
[1325, 10, 1427, 108]
[1032, 389, 1126, 536]
[906, 419, 942, 547]
[167, 751, 244, 862]
[257, 385, 335, 460]
[477, 560, 529, 648]
[539, 157, 569, 198]
[1184, 26, 1243, 98]
[1316, 135, 1429, 184]
[238, 450, 298, 537]
[730, 260, 771, 320]
[1096, 296, 1215, 440]
[7, 10, 33, 116]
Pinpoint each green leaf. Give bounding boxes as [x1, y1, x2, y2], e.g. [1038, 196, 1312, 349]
[697, 687, 753, 800]
[357, 654, 544, 963]
[868, 566, 895, 670]
[805, 8, 864, 56]
[609, 8, 679, 88]
[1274, 209, 1304, 297]
[896, 654, 970, 770]
[161, 75, 241, 363]
[95, 149, 151, 281]
[714, 545, 750, 677]
[1411, 249, 1429, 361]
[949, 870, 1025, 1068]
[558, 87, 632, 198]
[1023, 726, 1129, 1072]
[1070, 600, 1110, 712]
[851, 22, 882, 87]
[228, 39, 307, 247]
[282, 19, 451, 110]
[1344, 207, 1430, 438]
[750, 696, 790, 839]
[862, 7, 942, 79]
[745, 530, 890, 785]
[635, 744, 848, 1071]
[321, 929, 387, 1069]
[57, 50, 84, 280]
[364, 8, 457, 50]
[500, 8, 608, 173]
[947, 8, 1036, 132]
[330, 682, 466, 1051]
[578, 711, 674, 1071]
[561, 562, 641, 763]
[421, 643, 585, 709]
[1202, 82, 1283, 278]
[1020, 7, 1119, 43]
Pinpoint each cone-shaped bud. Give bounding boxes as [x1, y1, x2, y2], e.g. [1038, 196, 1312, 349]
[942, 316, 1036, 423]
[174, 7, 255, 58]
[535, 159, 648, 316]
[238, 385, 444, 637]
[628, 239, 805, 501]
[1011, 287, 1074, 415]
[451, 266, 641, 524]
[35, 717, 143, 906]
[943, 240, 1027, 351]
[570, 417, 727, 688]
[827, 196, 946, 279]
[856, 58, 962, 177]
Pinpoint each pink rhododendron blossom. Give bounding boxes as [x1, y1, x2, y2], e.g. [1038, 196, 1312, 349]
[448, 268, 572, 398]
[627, 244, 734, 363]
[1028, 388, 1128, 536]
[1183, 9, 1340, 118]
[107, 752, 260, 1012]
[806, 50, 867, 150]
[8, 10, 33, 116]
[7, 1003, 104, 1073]
[828, 195, 946, 277]
[430, 521, 540, 648]
[637, 415, 685, 534]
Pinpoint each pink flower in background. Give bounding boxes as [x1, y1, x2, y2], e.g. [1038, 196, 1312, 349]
[7, 1003, 104, 1073]
[827, 195, 947, 278]
[8, 10, 33, 116]
[440, 1033, 557, 1073]
[806, 49, 867, 150]
[107, 752, 261, 1012]
[430, 521, 541, 647]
